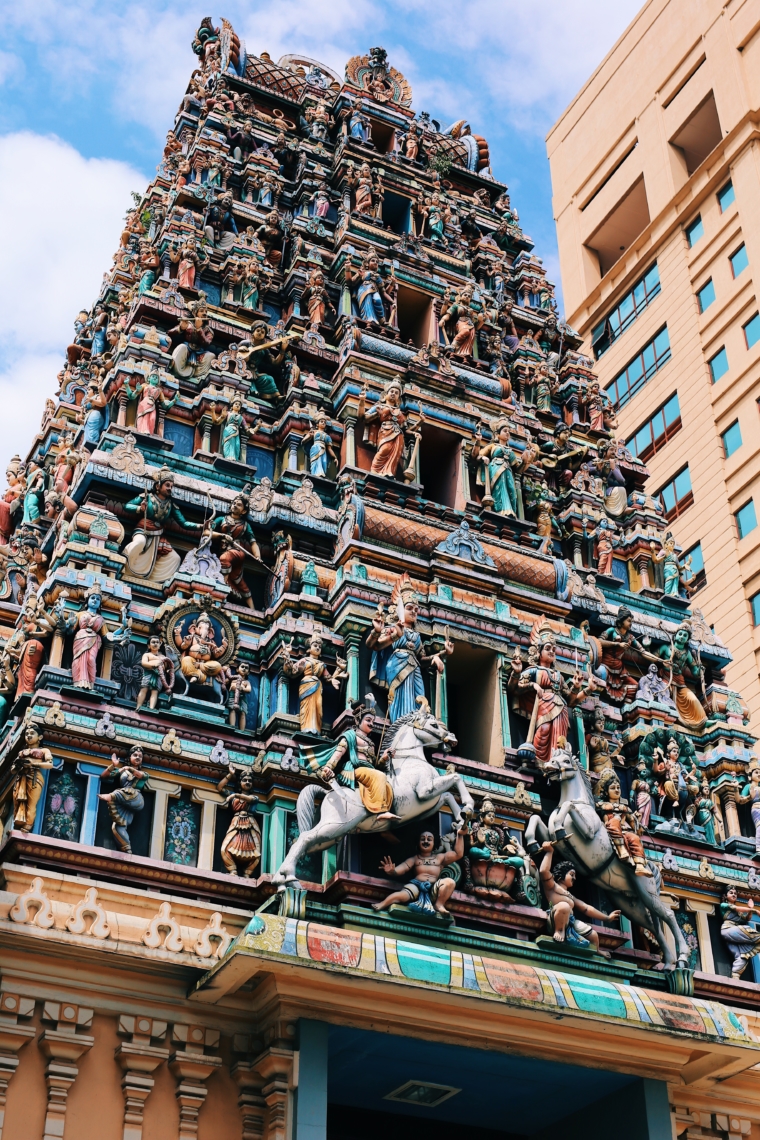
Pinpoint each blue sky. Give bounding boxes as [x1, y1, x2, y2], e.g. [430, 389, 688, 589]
[0, 0, 642, 468]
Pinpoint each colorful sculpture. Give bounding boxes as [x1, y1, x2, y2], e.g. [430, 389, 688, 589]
[282, 633, 346, 734]
[11, 724, 54, 832]
[217, 765, 261, 877]
[373, 827, 466, 918]
[98, 746, 148, 854]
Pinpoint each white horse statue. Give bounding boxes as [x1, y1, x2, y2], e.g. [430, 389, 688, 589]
[273, 701, 474, 885]
[524, 742, 690, 970]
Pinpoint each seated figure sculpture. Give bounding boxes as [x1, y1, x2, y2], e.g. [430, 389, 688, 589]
[372, 826, 465, 918]
[174, 612, 227, 688]
[539, 841, 620, 953]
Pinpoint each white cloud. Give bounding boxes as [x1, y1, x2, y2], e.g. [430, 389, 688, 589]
[0, 131, 147, 470]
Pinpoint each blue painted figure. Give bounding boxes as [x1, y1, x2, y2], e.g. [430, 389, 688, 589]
[303, 414, 336, 478]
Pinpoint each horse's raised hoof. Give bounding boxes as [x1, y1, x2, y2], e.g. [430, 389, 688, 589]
[525, 841, 541, 857]
[553, 827, 567, 841]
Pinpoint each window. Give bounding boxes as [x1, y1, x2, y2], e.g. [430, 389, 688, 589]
[585, 174, 650, 277]
[605, 326, 671, 410]
[744, 313, 760, 349]
[627, 393, 681, 461]
[683, 541, 706, 592]
[658, 466, 693, 521]
[696, 279, 715, 313]
[722, 421, 742, 458]
[718, 181, 735, 212]
[686, 216, 704, 247]
[752, 592, 760, 626]
[709, 346, 729, 382]
[736, 500, 758, 539]
[730, 244, 749, 277]
[591, 264, 661, 358]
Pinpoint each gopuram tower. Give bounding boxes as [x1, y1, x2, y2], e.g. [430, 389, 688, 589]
[1, 17, 760, 1140]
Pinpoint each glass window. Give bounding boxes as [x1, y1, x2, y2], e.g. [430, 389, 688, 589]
[627, 393, 681, 460]
[682, 541, 706, 592]
[709, 346, 729, 382]
[686, 216, 704, 247]
[722, 420, 742, 458]
[752, 592, 760, 626]
[591, 263, 661, 358]
[697, 279, 715, 312]
[744, 313, 760, 349]
[736, 500, 757, 539]
[730, 244, 749, 277]
[606, 326, 671, 409]
[717, 181, 735, 212]
[657, 465, 693, 521]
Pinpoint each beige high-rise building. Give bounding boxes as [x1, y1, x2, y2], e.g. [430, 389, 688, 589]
[548, 0, 760, 721]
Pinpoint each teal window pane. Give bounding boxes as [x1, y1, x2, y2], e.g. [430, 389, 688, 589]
[632, 425, 651, 456]
[619, 293, 635, 320]
[628, 357, 644, 383]
[752, 593, 760, 626]
[697, 279, 715, 312]
[654, 326, 670, 358]
[718, 182, 735, 212]
[709, 347, 729, 382]
[674, 468, 692, 499]
[663, 393, 680, 424]
[661, 485, 676, 512]
[686, 216, 704, 247]
[644, 264, 660, 293]
[736, 500, 757, 539]
[722, 421, 742, 458]
[685, 542, 704, 576]
[744, 313, 760, 349]
[642, 342, 655, 374]
[731, 244, 749, 277]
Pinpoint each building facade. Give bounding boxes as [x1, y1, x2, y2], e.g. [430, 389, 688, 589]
[548, 0, 760, 723]
[2, 15, 760, 1140]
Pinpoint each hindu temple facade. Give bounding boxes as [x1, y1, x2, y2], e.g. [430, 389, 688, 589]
[1, 17, 760, 1140]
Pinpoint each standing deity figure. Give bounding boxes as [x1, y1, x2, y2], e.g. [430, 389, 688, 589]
[98, 746, 148, 854]
[227, 662, 252, 730]
[347, 106, 371, 142]
[657, 623, 706, 730]
[373, 827, 466, 918]
[302, 414, 337, 478]
[136, 635, 175, 710]
[301, 268, 335, 330]
[0, 457, 25, 545]
[630, 761, 654, 830]
[508, 622, 587, 768]
[720, 886, 760, 978]
[650, 533, 682, 597]
[595, 770, 653, 877]
[215, 398, 254, 462]
[367, 574, 453, 723]
[282, 633, 346, 735]
[241, 259, 264, 310]
[62, 586, 130, 690]
[472, 419, 536, 516]
[539, 842, 620, 951]
[216, 766, 261, 877]
[358, 377, 421, 481]
[3, 597, 59, 698]
[21, 461, 46, 526]
[79, 378, 109, 449]
[693, 779, 721, 845]
[174, 612, 228, 686]
[304, 701, 396, 818]
[533, 363, 558, 413]
[123, 467, 202, 583]
[335, 473, 365, 553]
[209, 488, 260, 609]
[345, 250, 390, 324]
[585, 706, 621, 775]
[349, 161, 376, 215]
[739, 765, 760, 853]
[125, 369, 177, 436]
[439, 286, 484, 356]
[587, 517, 619, 576]
[11, 724, 54, 832]
[310, 181, 332, 218]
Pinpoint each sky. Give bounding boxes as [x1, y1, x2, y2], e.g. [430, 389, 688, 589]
[0, 0, 643, 473]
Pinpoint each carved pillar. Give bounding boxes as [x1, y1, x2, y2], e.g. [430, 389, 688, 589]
[286, 434, 300, 472]
[147, 779, 182, 861]
[191, 789, 224, 871]
[38, 1002, 94, 1140]
[685, 899, 715, 974]
[116, 1015, 170, 1140]
[0, 991, 35, 1140]
[116, 387, 129, 427]
[497, 655, 512, 751]
[633, 551, 654, 592]
[343, 416, 356, 468]
[231, 1038, 266, 1140]
[343, 634, 361, 708]
[252, 1046, 295, 1140]
[169, 1025, 223, 1140]
[720, 784, 742, 838]
[276, 669, 289, 715]
[199, 413, 213, 454]
[49, 630, 66, 669]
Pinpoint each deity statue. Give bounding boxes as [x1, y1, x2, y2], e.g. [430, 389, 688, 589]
[464, 798, 533, 903]
[302, 700, 396, 818]
[3, 596, 61, 698]
[335, 473, 365, 553]
[585, 706, 621, 775]
[309, 180, 332, 218]
[255, 208, 285, 266]
[208, 488, 261, 608]
[0, 457, 25, 545]
[508, 622, 587, 768]
[533, 363, 558, 413]
[739, 764, 760, 853]
[206, 191, 239, 249]
[216, 766, 261, 877]
[239, 322, 299, 400]
[79, 378, 109, 449]
[657, 623, 706, 729]
[539, 841, 620, 951]
[125, 369, 177, 436]
[439, 286, 484, 356]
[302, 413, 337, 478]
[540, 424, 588, 487]
[630, 761, 653, 830]
[301, 268, 335, 330]
[169, 302, 216, 381]
[636, 663, 676, 708]
[98, 746, 148, 854]
[373, 826, 466, 918]
[720, 886, 760, 978]
[226, 662, 251, 730]
[174, 611, 228, 687]
[213, 398, 255, 462]
[347, 106, 371, 143]
[228, 118, 256, 163]
[11, 724, 54, 832]
[358, 377, 421, 481]
[595, 770, 652, 876]
[61, 586, 130, 690]
[598, 606, 653, 704]
[123, 467, 202, 582]
[343, 251, 387, 324]
[650, 533, 682, 597]
[586, 517, 619, 577]
[21, 462, 46, 526]
[135, 635, 175, 710]
[693, 779, 721, 845]
[472, 419, 536, 516]
[348, 161, 376, 215]
[282, 633, 346, 734]
[240, 259, 264, 310]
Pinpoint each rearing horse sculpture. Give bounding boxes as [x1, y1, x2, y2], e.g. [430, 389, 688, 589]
[273, 701, 474, 885]
[525, 743, 690, 969]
